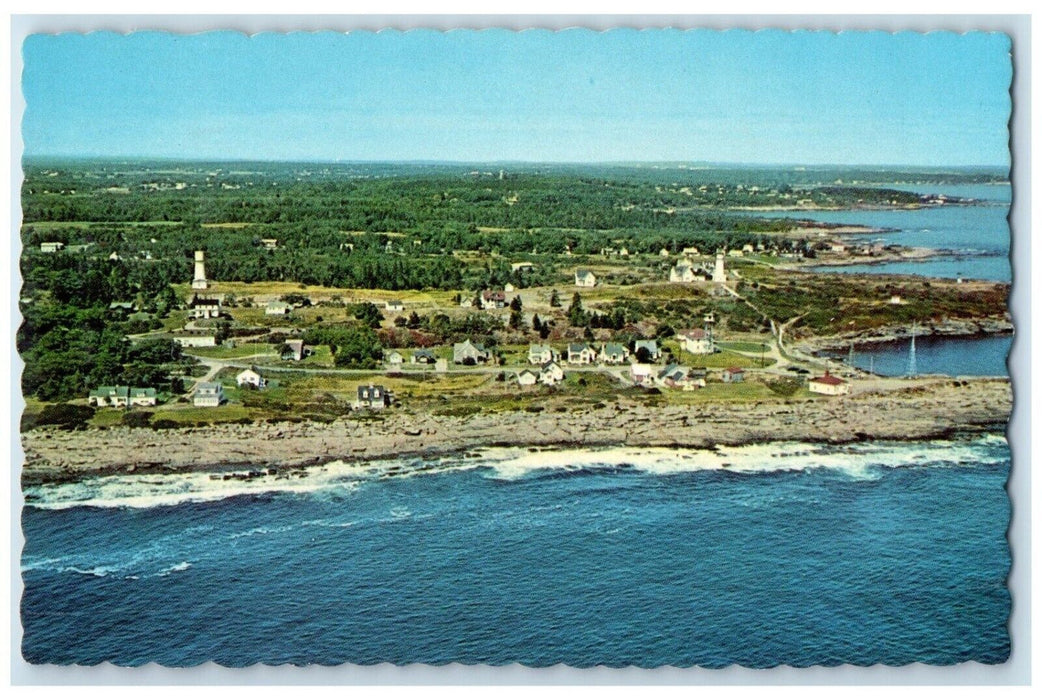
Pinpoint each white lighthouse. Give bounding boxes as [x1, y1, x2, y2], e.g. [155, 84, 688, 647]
[192, 250, 208, 290]
[713, 252, 726, 284]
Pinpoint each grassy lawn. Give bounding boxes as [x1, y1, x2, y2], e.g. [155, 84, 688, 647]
[152, 404, 252, 425]
[715, 340, 771, 353]
[187, 343, 277, 360]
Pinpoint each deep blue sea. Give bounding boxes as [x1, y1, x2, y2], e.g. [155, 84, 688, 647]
[820, 334, 1012, 378]
[21, 437, 1011, 667]
[758, 183, 1011, 282]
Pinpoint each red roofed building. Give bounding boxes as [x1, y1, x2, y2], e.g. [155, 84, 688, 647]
[721, 367, 745, 383]
[808, 371, 850, 396]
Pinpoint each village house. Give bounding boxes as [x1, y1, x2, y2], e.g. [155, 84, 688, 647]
[808, 371, 850, 396]
[516, 369, 539, 386]
[599, 342, 629, 365]
[528, 344, 559, 365]
[435, 358, 449, 373]
[480, 290, 507, 310]
[265, 301, 292, 316]
[174, 334, 217, 348]
[193, 382, 224, 407]
[236, 368, 266, 389]
[355, 384, 393, 410]
[742, 243, 755, 254]
[677, 328, 714, 355]
[511, 262, 535, 272]
[385, 350, 404, 366]
[107, 301, 137, 317]
[453, 339, 490, 364]
[282, 339, 308, 361]
[634, 339, 661, 362]
[540, 361, 565, 386]
[412, 349, 437, 364]
[88, 386, 157, 408]
[669, 259, 705, 283]
[40, 241, 65, 253]
[574, 269, 597, 288]
[260, 238, 279, 250]
[385, 299, 405, 313]
[504, 283, 515, 293]
[658, 364, 700, 391]
[681, 247, 700, 256]
[567, 342, 597, 365]
[188, 295, 222, 320]
[721, 367, 745, 383]
[630, 363, 654, 387]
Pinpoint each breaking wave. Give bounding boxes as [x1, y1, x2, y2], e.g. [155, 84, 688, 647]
[23, 434, 1007, 511]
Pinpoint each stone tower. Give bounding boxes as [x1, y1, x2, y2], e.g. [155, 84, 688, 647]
[192, 250, 208, 290]
[713, 252, 726, 284]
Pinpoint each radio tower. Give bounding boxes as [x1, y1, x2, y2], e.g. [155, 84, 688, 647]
[906, 324, 918, 377]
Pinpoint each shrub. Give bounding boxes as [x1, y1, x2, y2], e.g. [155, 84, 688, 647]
[31, 403, 95, 430]
[122, 411, 154, 428]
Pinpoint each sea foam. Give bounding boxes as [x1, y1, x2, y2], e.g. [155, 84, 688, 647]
[23, 435, 1007, 510]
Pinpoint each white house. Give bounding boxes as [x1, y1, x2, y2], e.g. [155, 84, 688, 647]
[567, 342, 597, 365]
[574, 269, 597, 288]
[40, 241, 65, 253]
[193, 382, 224, 407]
[88, 386, 156, 408]
[356, 384, 393, 410]
[539, 361, 565, 386]
[386, 350, 405, 366]
[808, 372, 850, 396]
[528, 344, 559, 365]
[385, 299, 405, 313]
[236, 368, 266, 389]
[189, 296, 222, 319]
[669, 260, 703, 283]
[265, 301, 292, 316]
[174, 335, 217, 348]
[481, 290, 507, 309]
[599, 343, 629, 365]
[453, 340, 489, 364]
[261, 238, 279, 249]
[630, 363, 654, 386]
[517, 369, 539, 386]
[677, 328, 713, 355]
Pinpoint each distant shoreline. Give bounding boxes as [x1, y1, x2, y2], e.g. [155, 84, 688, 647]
[20, 376, 1011, 487]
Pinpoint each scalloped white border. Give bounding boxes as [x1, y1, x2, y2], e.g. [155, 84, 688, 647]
[4, 13, 1032, 688]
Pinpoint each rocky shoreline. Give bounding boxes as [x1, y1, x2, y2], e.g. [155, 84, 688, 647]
[19, 376, 1012, 487]
[796, 317, 1014, 353]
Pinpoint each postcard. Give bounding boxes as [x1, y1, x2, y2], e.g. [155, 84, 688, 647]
[15, 22, 1018, 676]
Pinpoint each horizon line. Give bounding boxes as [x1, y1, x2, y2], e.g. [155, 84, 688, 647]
[20, 154, 1010, 172]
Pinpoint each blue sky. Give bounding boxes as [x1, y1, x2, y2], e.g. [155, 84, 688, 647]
[21, 29, 1011, 166]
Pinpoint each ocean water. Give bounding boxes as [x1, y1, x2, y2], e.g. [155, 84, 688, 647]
[820, 334, 1012, 378]
[758, 183, 1011, 281]
[21, 437, 1011, 667]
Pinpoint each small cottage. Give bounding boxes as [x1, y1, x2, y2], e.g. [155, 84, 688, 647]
[599, 343, 629, 365]
[677, 328, 713, 355]
[453, 340, 489, 365]
[193, 382, 224, 407]
[385, 300, 405, 312]
[236, 368, 266, 389]
[574, 269, 597, 288]
[386, 350, 405, 365]
[282, 339, 308, 361]
[808, 371, 850, 396]
[355, 384, 393, 410]
[540, 361, 565, 386]
[721, 367, 745, 383]
[634, 339, 661, 362]
[528, 344, 559, 365]
[567, 342, 597, 365]
[412, 349, 437, 364]
[517, 369, 539, 386]
[265, 301, 292, 316]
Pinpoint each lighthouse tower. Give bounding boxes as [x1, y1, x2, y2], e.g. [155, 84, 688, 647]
[703, 311, 716, 346]
[192, 250, 208, 290]
[712, 252, 726, 284]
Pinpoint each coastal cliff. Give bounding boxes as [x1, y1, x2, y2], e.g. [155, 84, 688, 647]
[20, 376, 1012, 486]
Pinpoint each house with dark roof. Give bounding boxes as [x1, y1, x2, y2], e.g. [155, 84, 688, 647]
[355, 384, 393, 410]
